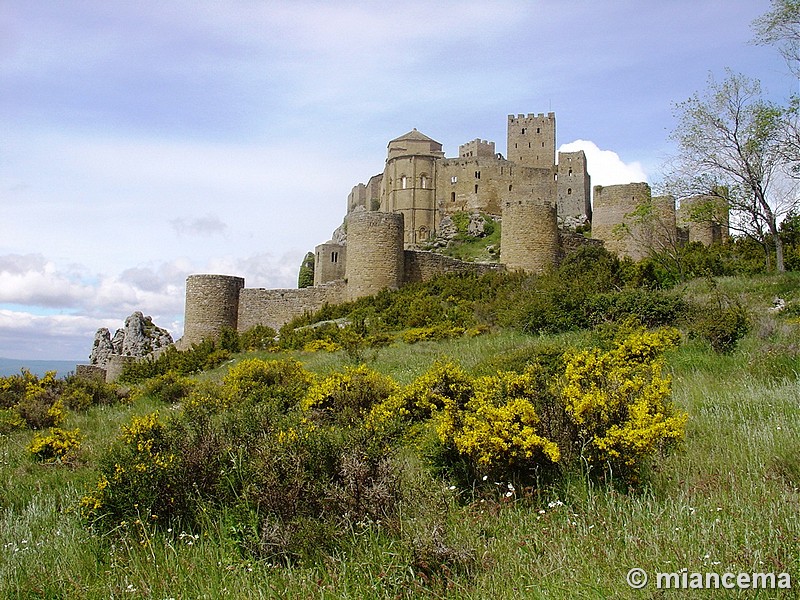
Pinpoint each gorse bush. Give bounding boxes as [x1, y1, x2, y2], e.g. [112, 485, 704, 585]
[560, 327, 686, 483]
[82, 362, 406, 562]
[302, 365, 398, 424]
[82, 321, 687, 566]
[223, 357, 312, 409]
[440, 369, 561, 477]
[135, 371, 195, 404]
[29, 427, 83, 462]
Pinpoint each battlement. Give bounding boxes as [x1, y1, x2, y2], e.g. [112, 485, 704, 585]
[459, 138, 496, 158]
[508, 112, 555, 120]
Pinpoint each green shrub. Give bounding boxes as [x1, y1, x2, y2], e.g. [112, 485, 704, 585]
[0, 408, 24, 434]
[63, 374, 120, 408]
[137, 371, 195, 404]
[15, 387, 65, 430]
[690, 296, 750, 353]
[240, 324, 277, 351]
[0, 369, 36, 408]
[81, 412, 182, 525]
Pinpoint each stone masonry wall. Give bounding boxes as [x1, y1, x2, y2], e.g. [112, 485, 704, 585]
[592, 183, 651, 260]
[403, 250, 504, 284]
[314, 242, 346, 286]
[237, 281, 347, 332]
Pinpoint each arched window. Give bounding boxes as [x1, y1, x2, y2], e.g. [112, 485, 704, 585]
[401, 176, 407, 190]
[420, 175, 427, 189]
[451, 192, 456, 202]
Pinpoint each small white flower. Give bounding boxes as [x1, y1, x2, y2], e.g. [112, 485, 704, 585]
[505, 491, 513, 497]
[482, 475, 488, 481]
[538, 509, 546, 514]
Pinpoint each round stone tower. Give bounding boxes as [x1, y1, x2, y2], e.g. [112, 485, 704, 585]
[500, 200, 558, 273]
[181, 274, 245, 347]
[381, 129, 444, 246]
[345, 211, 405, 301]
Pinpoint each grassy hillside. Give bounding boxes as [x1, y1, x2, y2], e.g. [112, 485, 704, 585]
[0, 272, 798, 598]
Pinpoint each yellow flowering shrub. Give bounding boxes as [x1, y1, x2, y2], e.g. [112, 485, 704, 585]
[373, 360, 474, 426]
[560, 327, 687, 479]
[223, 358, 313, 408]
[433, 368, 560, 478]
[302, 365, 398, 423]
[29, 427, 83, 462]
[81, 411, 178, 524]
[13, 370, 66, 430]
[303, 339, 342, 353]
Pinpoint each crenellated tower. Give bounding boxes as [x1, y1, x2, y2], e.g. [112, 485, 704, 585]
[507, 112, 556, 169]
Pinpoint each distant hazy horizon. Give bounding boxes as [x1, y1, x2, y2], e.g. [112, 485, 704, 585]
[0, 356, 82, 378]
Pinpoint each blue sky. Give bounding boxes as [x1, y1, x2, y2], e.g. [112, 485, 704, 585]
[0, 0, 793, 360]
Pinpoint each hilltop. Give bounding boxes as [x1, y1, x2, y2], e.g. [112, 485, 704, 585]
[0, 261, 798, 597]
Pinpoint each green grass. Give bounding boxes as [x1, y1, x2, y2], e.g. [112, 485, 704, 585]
[1, 275, 799, 598]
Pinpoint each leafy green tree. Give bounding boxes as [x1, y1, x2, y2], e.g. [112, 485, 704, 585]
[664, 71, 797, 272]
[753, 0, 800, 76]
[298, 251, 315, 288]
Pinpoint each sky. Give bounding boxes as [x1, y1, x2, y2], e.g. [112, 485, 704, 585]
[0, 0, 794, 361]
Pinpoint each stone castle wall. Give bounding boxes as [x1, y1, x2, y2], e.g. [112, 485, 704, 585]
[403, 250, 504, 284]
[174, 113, 731, 350]
[678, 195, 730, 245]
[507, 112, 556, 169]
[557, 150, 591, 221]
[237, 281, 346, 332]
[592, 183, 678, 261]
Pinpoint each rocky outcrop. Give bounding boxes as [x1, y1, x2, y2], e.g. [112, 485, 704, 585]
[89, 312, 173, 367]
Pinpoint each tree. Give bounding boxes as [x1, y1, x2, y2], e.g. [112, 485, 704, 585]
[753, 1, 800, 178]
[663, 71, 798, 272]
[298, 252, 315, 288]
[753, 0, 800, 77]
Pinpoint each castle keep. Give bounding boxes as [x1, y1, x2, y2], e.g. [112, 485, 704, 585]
[178, 112, 726, 348]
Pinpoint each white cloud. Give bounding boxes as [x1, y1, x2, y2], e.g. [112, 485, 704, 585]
[0, 309, 119, 361]
[171, 214, 228, 237]
[559, 140, 648, 188]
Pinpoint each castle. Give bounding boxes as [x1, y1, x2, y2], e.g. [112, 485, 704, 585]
[176, 112, 728, 349]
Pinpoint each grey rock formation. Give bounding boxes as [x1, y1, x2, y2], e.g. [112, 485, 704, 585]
[89, 311, 173, 367]
[90, 328, 115, 367]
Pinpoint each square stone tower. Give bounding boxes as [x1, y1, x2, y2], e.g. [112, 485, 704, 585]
[507, 113, 556, 169]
